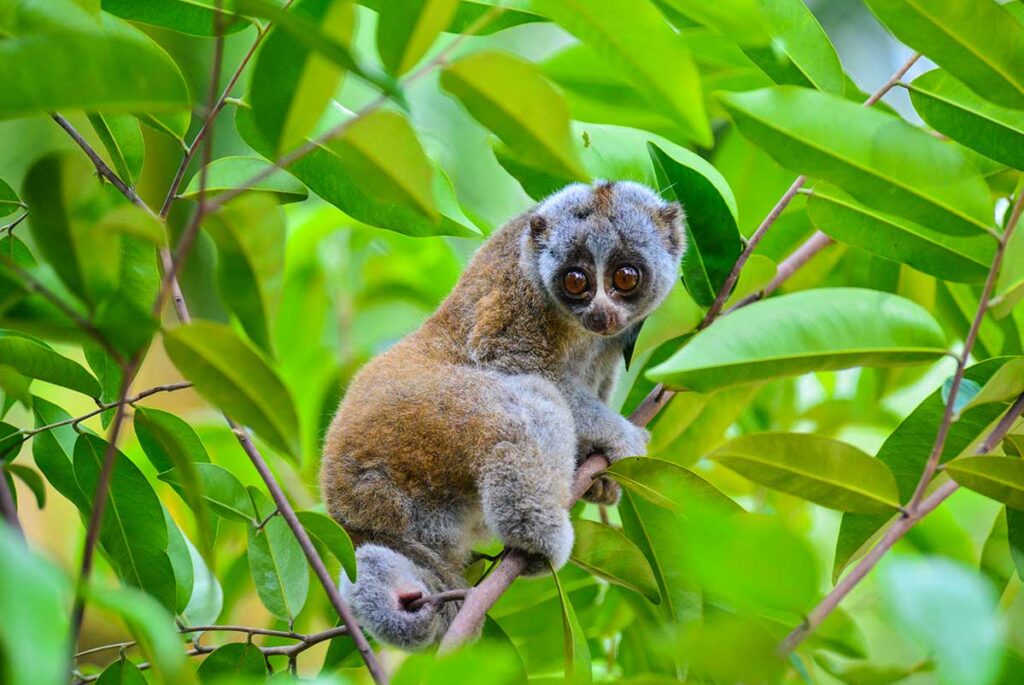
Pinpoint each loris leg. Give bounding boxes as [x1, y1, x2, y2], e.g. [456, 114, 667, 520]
[478, 376, 577, 576]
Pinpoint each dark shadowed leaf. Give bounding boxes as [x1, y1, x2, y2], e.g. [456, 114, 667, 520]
[181, 156, 308, 204]
[863, 0, 1024, 109]
[710, 432, 901, 513]
[7, 464, 45, 509]
[0, 331, 100, 397]
[570, 519, 660, 603]
[73, 434, 177, 611]
[0, 0, 189, 118]
[247, 489, 309, 621]
[648, 289, 947, 392]
[296, 510, 356, 582]
[377, 0, 458, 75]
[163, 321, 301, 457]
[31, 397, 89, 511]
[719, 87, 995, 236]
[0, 178, 21, 218]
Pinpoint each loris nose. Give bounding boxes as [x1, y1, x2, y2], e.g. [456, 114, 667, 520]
[584, 307, 619, 334]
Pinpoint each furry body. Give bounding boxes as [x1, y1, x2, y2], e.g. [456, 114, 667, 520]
[321, 181, 685, 649]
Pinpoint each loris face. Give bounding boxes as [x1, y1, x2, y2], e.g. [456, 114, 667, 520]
[523, 181, 687, 337]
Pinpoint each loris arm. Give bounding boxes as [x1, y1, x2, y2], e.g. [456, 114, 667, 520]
[557, 380, 649, 464]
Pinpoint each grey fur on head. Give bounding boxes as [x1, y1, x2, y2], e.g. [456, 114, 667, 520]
[521, 180, 686, 338]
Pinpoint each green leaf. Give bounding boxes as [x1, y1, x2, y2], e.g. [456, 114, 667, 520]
[0, 178, 22, 218]
[0, 331, 100, 397]
[31, 397, 89, 511]
[815, 654, 930, 685]
[96, 659, 147, 685]
[647, 288, 947, 392]
[248, 0, 355, 155]
[7, 463, 45, 509]
[164, 508, 194, 614]
[550, 560, 592, 685]
[835, 358, 1015, 580]
[441, 50, 585, 180]
[159, 462, 256, 524]
[0, 524, 70, 685]
[879, 556, 1003, 685]
[993, 214, 1024, 318]
[102, 0, 250, 36]
[73, 434, 177, 611]
[570, 519, 660, 603]
[807, 184, 995, 285]
[908, 70, 1024, 171]
[181, 156, 308, 204]
[183, 534, 223, 625]
[87, 113, 145, 187]
[740, 0, 845, 95]
[247, 489, 309, 621]
[648, 142, 741, 306]
[0, 0, 189, 118]
[296, 510, 356, 582]
[204, 196, 285, 354]
[863, 0, 1024, 109]
[86, 583, 187, 684]
[235, 106, 478, 237]
[322, 110, 440, 220]
[0, 421, 22, 461]
[196, 642, 267, 683]
[656, 0, 771, 45]
[709, 432, 901, 513]
[607, 456, 740, 514]
[631, 279, 703, 360]
[1009, 507, 1024, 582]
[532, 0, 711, 147]
[947, 457, 1024, 509]
[718, 86, 995, 237]
[137, 111, 190, 143]
[959, 358, 1024, 414]
[377, 0, 458, 75]
[163, 321, 301, 457]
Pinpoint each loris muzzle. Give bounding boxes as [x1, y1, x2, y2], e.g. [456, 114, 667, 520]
[319, 180, 686, 649]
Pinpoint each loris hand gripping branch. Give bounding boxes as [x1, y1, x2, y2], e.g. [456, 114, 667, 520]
[320, 181, 686, 649]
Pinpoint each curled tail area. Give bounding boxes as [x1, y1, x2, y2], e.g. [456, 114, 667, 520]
[341, 544, 463, 650]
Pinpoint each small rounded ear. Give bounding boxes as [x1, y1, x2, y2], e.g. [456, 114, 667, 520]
[529, 215, 548, 242]
[654, 202, 686, 254]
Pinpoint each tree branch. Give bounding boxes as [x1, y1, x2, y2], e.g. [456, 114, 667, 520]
[439, 50, 925, 653]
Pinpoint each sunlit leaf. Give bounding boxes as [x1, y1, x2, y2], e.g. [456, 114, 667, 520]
[947, 457, 1024, 509]
[0, 331, 100, 397]
[164, 509, 194, 613]
[648, 289, 947, 392]
[247, 489, 309, 621]
[102, 0, 250, 36]
[87, 113, 145, 186]
[181, 156, 308, 204]
[607, 456, 740, 514]
[377, 0, 458, 75]
[551, 559, 592, 685]
[570, 519, 660, 603]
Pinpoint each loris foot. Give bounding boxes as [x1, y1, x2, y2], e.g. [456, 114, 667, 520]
[583, 475, 620, 505]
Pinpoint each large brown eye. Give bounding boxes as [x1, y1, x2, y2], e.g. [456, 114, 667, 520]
[613, 265, 640, 292]
[563, 270, 590, 297]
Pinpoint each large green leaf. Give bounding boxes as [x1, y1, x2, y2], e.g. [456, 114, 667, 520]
[550, 561, 592, 685]
[647, 289, 947, 392]
[719, 87, 995, 236]
[0, 0, 189, 118]
[649, 142, 741, 306]
[441, 50, 584, 180]
[31, 397, 89, 511]
[196, 642, 267, 683]
[159, 463, 257, 524]
[607, 457, 741, 514]
[947, 457, 1024, 509]
[87, 113, 145, 187]
[322, 110, 439, 220]
[656, 0, 770, 46]
[993, 213, 1024, 318]
[709, 432, 901, 514]
[181, 156, 308, 204]
[163, 321, 301, 457]
[835, 358, 1015, 580]
[0, 331, 100, 397]
[247, 489, 309, 621]
[807, 184, 996, 284]
[863, 0, 1024, 109]
[235, 106, 478, 237]
[879, 556, 1003, 685]
[908, 70, 1024, 171]
[531, 0, 711, 147]
[249, 0, 355, 155]
[73, 434, 177, 611]
[296, 510, 356, 582]
[570, 519, 660, 603]
[101, 0, 250, 36]
[377, 0, 458, 75]
[204, 196, 285, 354]
[741, 0, 844, 95]
[0, 525, 70, 685]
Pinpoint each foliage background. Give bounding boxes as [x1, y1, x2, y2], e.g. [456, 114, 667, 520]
[1, 1, 1023, 685]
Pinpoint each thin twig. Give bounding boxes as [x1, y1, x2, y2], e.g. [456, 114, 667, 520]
[781, 390, 1024, 654]
[728, 230, 835, 311]
[18, 382, 192, 440]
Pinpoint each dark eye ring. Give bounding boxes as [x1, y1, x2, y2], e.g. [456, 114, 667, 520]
[613, 265, 641, 293]
[562, 269, 590, 298]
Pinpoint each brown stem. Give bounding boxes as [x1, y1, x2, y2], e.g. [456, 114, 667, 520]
[906, 190, 1024, 511]
[728, 230, 834, 311]
[782, 389, 1024, 653]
